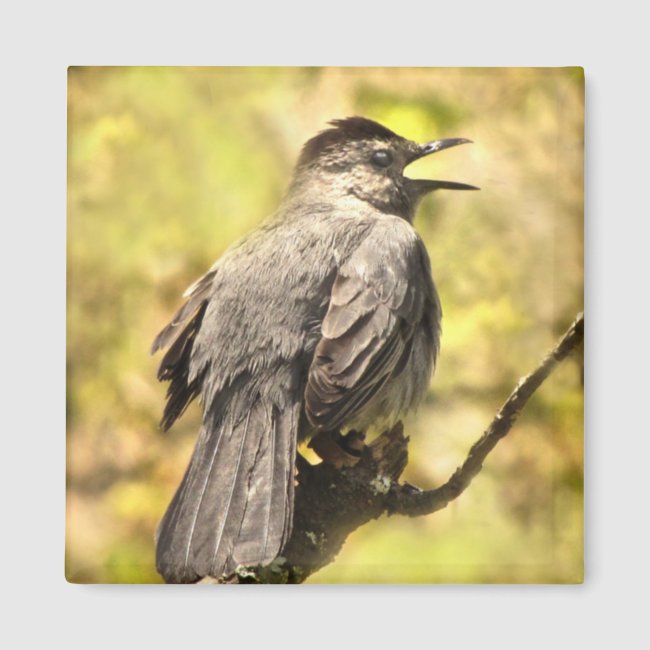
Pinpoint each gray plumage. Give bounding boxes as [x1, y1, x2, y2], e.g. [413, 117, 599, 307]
[152, 117, 477, 583]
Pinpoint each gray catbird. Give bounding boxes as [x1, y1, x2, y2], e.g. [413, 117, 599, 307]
[152, 117, 477, 583]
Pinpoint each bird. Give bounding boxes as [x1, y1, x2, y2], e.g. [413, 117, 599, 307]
[152, 116, 477, 583]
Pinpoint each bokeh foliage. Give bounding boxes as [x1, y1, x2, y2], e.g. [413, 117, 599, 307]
[66, 67, 583, 583]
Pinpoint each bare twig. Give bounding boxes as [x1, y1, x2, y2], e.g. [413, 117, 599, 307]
[387, 311, 584, 517]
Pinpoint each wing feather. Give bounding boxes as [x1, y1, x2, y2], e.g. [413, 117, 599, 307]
[151, 269, 217, 430]
[305, 236, 425, 431]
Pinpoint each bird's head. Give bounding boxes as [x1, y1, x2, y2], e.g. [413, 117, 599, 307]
[291, 117, 478, 220]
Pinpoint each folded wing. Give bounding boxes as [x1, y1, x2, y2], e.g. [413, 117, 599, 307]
[305, 229, 429, 431]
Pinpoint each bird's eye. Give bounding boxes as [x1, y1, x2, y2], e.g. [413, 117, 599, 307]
[370, 150, 393, 168]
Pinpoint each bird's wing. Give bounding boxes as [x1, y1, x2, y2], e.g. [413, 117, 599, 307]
[151, 268, 217, 430]
[305, 226, 429, 431]
[153, 258, 303, 582]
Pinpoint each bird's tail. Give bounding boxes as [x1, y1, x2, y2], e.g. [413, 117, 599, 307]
[155, 397, 299, 583]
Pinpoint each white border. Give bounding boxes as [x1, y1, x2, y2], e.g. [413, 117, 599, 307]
[4, 0, 648, 647]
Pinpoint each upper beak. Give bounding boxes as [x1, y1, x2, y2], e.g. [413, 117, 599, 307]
[407, 138, 479, 191]
[418, 137, 473, 157]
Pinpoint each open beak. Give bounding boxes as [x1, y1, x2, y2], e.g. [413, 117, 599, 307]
[407, 138, 479, 192]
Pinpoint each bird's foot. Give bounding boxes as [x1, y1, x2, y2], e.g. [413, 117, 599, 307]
[308, 429, 366, 469]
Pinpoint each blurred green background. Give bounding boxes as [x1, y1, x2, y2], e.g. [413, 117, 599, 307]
[66, 67, 583, 584]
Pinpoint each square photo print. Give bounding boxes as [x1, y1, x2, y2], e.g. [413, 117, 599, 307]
[66, 66, 584, 584]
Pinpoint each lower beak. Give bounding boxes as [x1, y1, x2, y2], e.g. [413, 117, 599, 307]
[408, 138, 479, 192]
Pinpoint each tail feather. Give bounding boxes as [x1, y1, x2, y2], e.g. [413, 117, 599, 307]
[234, 404, 297, 566]
[155, 398, 299, 583]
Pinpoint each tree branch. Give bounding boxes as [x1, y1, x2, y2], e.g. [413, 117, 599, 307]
[202, 312, 584, 584]
[388, 311, 584, 517]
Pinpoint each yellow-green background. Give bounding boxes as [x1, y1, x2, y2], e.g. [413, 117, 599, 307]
[66, 67, 583, 583]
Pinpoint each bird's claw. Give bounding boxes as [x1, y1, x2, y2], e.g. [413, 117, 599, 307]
[308, 429, 366, 468]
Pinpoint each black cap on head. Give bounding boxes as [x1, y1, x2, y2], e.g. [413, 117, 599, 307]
[298, 117, 403, 167]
